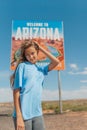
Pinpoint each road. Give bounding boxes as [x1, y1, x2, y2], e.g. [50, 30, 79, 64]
[0, 112, 87, 130]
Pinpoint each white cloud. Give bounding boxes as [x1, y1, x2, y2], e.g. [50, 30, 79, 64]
[84, 67, 87, 70]
[80, 70, 87, 75]
[68, 71, 76, 75]
[68, 70, 87, 75]
[42, 88, 87, 101]
[61, 88, 87, 100]
[69, 64, 78, 70]
[68, 64, 87, 75]
[0, 70, 11, 78]
[0, 88, 13, 103]
[80, 86, 87, 89]
[1, 88, 87, 103]
[42, 89, 58, 101]
[80, 80, 87, 83]
[68, 65, 87, 75]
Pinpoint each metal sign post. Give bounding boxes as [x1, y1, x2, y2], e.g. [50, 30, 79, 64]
[58, 70, 63, 114]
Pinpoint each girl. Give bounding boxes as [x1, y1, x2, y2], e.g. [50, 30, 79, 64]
[11, 40, 59, 130]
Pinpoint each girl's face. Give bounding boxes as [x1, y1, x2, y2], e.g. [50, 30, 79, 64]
[25, 46, 38, 64]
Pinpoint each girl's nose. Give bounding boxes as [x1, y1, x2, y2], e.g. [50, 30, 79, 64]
[30, 54, 33, 58]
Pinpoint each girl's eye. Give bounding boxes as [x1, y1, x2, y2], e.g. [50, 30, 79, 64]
[31, 52, 34, 55]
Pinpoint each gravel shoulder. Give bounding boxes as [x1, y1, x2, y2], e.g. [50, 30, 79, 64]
[0, 112, 87, 130]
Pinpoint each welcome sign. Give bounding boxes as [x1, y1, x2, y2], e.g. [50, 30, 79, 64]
[11, 20, 65, 70]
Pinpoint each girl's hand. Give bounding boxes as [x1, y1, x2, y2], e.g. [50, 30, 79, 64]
[16, 116, 25, 130]
[34, 40, 59, 70]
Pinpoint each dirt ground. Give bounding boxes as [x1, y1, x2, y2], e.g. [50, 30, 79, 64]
[0, 111, 87, 130]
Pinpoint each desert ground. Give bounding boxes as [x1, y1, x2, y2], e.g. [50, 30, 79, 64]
[0, 101, 87, 130]
[1, 112, 87, 130]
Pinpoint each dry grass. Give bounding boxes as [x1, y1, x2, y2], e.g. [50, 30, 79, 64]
[42, 99, 87, 114]
[1, 99, 87, 116]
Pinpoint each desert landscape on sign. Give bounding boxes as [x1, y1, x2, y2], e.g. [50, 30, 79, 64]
[11, 38, 64, 70]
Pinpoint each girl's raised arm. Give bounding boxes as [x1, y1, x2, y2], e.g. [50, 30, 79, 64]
[39, 45, 59, 71]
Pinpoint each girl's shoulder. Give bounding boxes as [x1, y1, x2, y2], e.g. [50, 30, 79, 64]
[17, 61, 31, 69]
[17, 62, 25, 69]
[18, 62, 24, 66]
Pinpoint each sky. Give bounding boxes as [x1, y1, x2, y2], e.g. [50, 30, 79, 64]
[0, 0, 87, 102]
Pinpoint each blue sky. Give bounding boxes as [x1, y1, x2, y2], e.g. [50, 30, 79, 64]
[0, 0, 87, 102]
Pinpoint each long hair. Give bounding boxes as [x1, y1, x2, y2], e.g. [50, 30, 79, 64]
[10, 40, 39, 87]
